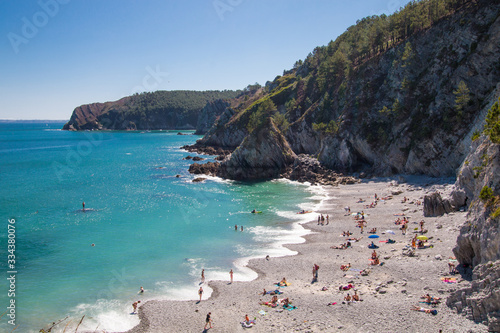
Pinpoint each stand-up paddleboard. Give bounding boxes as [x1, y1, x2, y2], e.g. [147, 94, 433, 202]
[74, 208, 97, 213]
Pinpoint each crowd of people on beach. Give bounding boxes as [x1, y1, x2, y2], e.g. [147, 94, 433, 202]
[130, 189, 459, 330]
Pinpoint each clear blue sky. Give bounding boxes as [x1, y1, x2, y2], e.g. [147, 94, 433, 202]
[0, 0, 410, 120]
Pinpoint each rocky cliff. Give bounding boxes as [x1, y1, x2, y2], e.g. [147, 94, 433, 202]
[218, 117, 297, 180]
[189, 0, 500, 179]
[195, 99, 231, 135]
[62, 90, 239, 131]
[444, 94, 500, 331]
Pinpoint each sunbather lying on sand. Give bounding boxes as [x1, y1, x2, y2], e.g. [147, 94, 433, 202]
[368, 228, 377, 234]
[340, 263, 351, 271]
[339, 283, 354, 291]
[277, 278, 289, 286]
[411, 305, 438, 315]
[421, 294, 441, 303]
[260, 295, 279, 307]
[370, 257, 380, 265]
[347, 237, 362, 242]
[331, 243, 348, 249]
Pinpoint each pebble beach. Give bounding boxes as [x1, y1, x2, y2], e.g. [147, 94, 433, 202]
[127, 177, 488, 333]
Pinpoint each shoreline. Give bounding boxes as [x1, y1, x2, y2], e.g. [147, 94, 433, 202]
[126, 176, 488, 333]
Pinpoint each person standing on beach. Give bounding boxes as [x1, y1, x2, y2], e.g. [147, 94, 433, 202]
[318, 215, 321, 225]
[198, 286, 203, 301]
[201, 269, 205, 283]
[326, 214, 329, 225]
[132, 300, 140, 313]
[230, 269, 233, 283]
[204, 312, 212, 329]
[312, 264, 319, 281]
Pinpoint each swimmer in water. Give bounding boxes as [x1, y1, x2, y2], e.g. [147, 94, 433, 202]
[82, 202, 85, 211]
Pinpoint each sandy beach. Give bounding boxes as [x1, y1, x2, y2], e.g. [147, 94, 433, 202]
[126, 177, 488, 333]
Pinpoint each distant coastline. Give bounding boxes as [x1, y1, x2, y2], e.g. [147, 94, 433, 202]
[0, 119, 66, 123]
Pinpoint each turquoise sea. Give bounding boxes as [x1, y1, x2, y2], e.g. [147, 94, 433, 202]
[0, 122, 325, 332]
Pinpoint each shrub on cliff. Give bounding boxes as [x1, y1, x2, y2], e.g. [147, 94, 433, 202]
[479, 186, 493, 202]
[484, 97, 500, 144]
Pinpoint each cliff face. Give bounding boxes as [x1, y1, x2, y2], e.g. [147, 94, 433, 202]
[315, 2, 500, 175]
[218, 118, 296, 180]
[192, 0, 500, 178]
[443, 92, 500, 331]
[196, 107, 248, 149]
[63, 90, 240, 131]
[195, 100, 231, 135]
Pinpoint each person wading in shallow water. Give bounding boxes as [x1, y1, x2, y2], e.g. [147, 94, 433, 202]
[198, 286, 203, 301]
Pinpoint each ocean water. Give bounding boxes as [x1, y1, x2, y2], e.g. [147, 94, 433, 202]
[0, 122, 325, 332]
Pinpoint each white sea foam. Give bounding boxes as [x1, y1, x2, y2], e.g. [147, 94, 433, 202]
[48, 299, 141, 333]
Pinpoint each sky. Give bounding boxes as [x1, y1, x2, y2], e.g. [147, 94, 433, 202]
[0, 0, 411, 120]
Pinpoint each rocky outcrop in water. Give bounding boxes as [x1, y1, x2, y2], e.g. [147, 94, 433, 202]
[218, 117, 296, 180]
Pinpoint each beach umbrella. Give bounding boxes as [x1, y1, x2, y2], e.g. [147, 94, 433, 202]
[385, 230, 396, 235]
[417, 235, 428, 241]
[368, 234, 379, 239]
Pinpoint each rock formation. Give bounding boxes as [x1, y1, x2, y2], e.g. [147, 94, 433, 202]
[218, 117, 296, 180]
[195, 99, 231, 135]
[445, 101, 500, 331]
[423, 192, 453, 217]
[189, 1, 500, 178]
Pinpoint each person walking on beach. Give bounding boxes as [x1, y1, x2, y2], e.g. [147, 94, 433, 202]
[318, 215, 320, 224]
[132, 300, 140, 314]
[230, 269, 233, 283]
[204, 312, 212, 329]
[312, 264, 319, 281]
[201, 269, 205, 283]
[198, 286, 203, 301]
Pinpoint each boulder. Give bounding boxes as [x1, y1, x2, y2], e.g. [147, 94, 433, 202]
[423, 192, 453, 217]
[188, 162, 220, 176]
